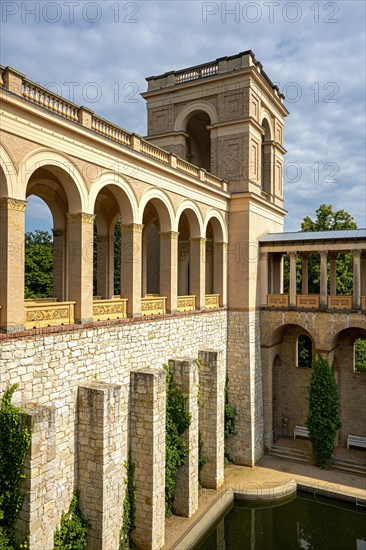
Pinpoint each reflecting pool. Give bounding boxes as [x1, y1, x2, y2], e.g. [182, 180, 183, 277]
[195, 491, 366, 549]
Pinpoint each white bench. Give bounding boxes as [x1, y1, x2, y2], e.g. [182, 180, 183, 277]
[347, 435, 366, 450]
[294, 426, 309, 439]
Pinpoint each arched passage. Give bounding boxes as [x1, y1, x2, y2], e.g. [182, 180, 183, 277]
[140, 194, 175, 313]
[334, 327, 366, 447]
[272, 324, 315, 438]
[204, 212, 227, 307]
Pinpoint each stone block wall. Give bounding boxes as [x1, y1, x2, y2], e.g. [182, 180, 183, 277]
[226, 311, 264, 466]
[0, 310, 228, 548]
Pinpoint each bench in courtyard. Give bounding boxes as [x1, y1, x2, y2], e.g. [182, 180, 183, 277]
[347, 435, 366, 450]
[294, 426, 309, 439]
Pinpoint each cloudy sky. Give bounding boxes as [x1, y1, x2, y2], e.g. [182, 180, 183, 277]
[1, 0, 365, 232]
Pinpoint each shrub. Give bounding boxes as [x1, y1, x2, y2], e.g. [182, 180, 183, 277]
[53, 490, 89, 550]
[306, 355, 341, 469]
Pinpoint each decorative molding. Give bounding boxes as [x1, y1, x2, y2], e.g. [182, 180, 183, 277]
[66, 213, 95, 224]
[121, 223, 144, 233]
[0, 197, 27, 212]
[214, 242, 228, 250]
[97, 236, 108, 243]
[160, 231, 179, 240]
[52, 228, 64, 237]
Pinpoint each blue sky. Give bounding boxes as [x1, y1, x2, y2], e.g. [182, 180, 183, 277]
[1, 0, 365, 232]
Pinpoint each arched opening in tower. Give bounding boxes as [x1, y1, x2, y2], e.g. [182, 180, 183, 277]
[186, 111, 211, 171]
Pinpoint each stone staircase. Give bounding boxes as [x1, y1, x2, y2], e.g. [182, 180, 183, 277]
[268, 438, 366, 476]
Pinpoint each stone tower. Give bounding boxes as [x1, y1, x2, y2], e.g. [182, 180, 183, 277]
[143, 50, 289, 464]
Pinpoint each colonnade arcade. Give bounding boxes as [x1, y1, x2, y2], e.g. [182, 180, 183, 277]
[0, 155, 227, 333]
[259, 232, 366, 311]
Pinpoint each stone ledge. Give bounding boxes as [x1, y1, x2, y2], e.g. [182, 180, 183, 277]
[0, 307, 227, 341]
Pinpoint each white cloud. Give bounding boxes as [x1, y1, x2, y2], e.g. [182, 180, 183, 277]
[1, 0, 365, 231]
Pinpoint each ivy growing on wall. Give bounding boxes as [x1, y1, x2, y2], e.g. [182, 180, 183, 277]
[224, 379, 236, 439]
[165, 364, 191, 516]
[119, 452, 136, 550]
[0, 385, 32, 549]
[306, 354, 341, 469]
[53, 490, 90, 550]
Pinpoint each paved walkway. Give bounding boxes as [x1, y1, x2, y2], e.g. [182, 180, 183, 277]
[164, 454, 366, 549]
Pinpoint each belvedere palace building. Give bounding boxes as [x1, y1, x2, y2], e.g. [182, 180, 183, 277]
[0, 52, 365, 549]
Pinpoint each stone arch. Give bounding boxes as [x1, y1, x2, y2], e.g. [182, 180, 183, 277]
[174, 102, 218, 132]
[19, 149, 87, 212]
[88, 172, 137, 225]
[203, 209, 228, 243]
[175, 200, 204, 237]
[272, 323, 315, 438]
[0, 143, 18, 198]
[333, 327, 366, 446]
[138, 189, 174, 232]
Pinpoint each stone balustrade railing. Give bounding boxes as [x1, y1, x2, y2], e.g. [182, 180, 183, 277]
[296, 295, 320, 308]
[0, 66, 227, 192]
[205, 294, 220, 309]
[175, 62, 219, 84]
[25, 301, 75, 329]
[22, 80, 79, 122]
[93, 299, 127, 321]
[267, 294, 289, 308]
[92, 115, 131, 146]
[327, 295, 353, 309]
[141, 296, 167, 316]
[177, 295, 196, 312]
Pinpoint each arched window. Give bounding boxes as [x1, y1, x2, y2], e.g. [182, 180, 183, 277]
[186, 111, 211, 171]
[354, 338, 366, 373]
[297, 335, 313, 368]
[261, 119, 271, 195]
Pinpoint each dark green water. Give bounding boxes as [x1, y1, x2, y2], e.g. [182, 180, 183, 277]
[196, 491, 366, 550]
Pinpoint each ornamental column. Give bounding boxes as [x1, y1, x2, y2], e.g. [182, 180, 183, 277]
[190, 237, 206, 310]
[213, 242, 227, 307]
[97, 235, 114, 299]
[353, 249, 361, 309]
[52, 228, 66, 301]
[289, 251, 297, 307]
[301, 253, 309, 295]
[329, 253, 338, 296]
[66, 213, 95, 323]
[121, 223, 143, 317]
[0, 197, 26, 332]
[259, 250, 268, 307]
[320, 250, 328, 309]
[160, 231, 178, 313]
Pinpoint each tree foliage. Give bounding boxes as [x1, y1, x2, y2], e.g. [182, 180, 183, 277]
[165, 364, 191, 516]
[0, 385, 32, 549]
[284, 204, 357, 294]
[25, 230, 53, 298]
[354, 338, 366, 373]
[306, 355, 341, 469]
[53, 490, 89, 550]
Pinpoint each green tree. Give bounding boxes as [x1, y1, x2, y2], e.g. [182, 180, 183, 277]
[284, 204, 357, 294]
[306, 355, 341, 469]
[25, 230, 53, 298]
[354, 338, 366, 373]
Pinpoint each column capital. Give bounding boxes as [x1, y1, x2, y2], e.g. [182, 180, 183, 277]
[288, 251, 297, 259]
[121, 223, 144, 233]
[319, 250, 328, 259]
[52, 228, 65, 237]
[352, 249, 362, 258]
[299, 252, 310, 260]
[329, 252, 339, 261]
[0, 197, 27, 211]
[213, 242, 228, 250]
[260, 250, 268, 261]
[190, 237, 207, 244]
[66, 212, 95, 224]
[160, 231, 179, 240]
